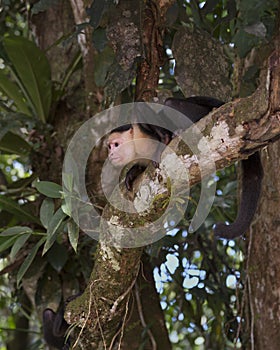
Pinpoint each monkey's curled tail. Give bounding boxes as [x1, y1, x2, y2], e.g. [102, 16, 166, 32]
[214, 152, 263, 239]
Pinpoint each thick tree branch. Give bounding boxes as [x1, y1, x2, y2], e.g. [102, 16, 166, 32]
[135, 49, 280, 194]
[65, 244, 143, 349]
[65, 2, 175, 349]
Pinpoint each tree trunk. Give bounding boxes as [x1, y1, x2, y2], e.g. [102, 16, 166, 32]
[122, 256, 172, 349]
[246, 140, 280, 349]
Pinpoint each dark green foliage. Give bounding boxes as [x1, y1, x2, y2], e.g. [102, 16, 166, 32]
[31, 0, 60, 15]
[182, 0, 277, 57]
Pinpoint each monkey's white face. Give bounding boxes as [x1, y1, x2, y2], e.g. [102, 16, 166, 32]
[107, 130, 136, 167]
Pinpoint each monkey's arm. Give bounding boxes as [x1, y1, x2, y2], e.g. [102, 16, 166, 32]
[43, 308, 70, 350]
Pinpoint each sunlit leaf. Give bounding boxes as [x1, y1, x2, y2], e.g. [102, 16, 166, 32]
[62, 172, 73, 192]
[10, 233, 31, 260]
[1, 226, 32, 236]
[35, 181, 62, 198]
[40, 198, 55, 229]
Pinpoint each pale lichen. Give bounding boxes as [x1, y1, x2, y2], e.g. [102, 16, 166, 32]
[100, 240, 121, 271]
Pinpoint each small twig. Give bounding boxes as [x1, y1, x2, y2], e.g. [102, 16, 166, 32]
[109, 271, 139, 318]
[72, 281, 96, 349]
[134, 281, 157, 350]
[94, 294, 107, 349]
[118, 297, 130, 350]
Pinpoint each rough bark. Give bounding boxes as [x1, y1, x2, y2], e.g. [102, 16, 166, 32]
[65, 245, 143, 349]
[245, 25, 280, 350]
[246, 141, 280, 349]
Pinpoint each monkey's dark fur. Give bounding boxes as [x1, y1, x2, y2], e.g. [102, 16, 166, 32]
[109, 96, 263, 239]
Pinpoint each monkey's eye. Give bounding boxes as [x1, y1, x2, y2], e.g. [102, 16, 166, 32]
[114, 142, 119, 147]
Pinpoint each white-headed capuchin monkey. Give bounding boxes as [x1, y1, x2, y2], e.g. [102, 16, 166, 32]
[107, 124, 161, 169]
[107, 96, 263, 239]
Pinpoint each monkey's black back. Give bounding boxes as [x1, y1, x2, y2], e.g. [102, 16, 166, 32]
[164, 96, 224, 123]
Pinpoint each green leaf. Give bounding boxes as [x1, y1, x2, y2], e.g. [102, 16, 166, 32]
[43, 208, 67, 254]
[3, 36, 52, 122]
[0, 131, 31, 156]
[67, 219, 79, 252]
[92, 28, 108, 51]
[1, 226, 32, 236]
[40, 198, 55, 229]
[0, 70, 32, 116]
[46, 242, 68, 272]
[93, 46, 115, 86]
[8, 173, 37, 191]
[35, 181, 62, 198]
[17, 236, 46, 287]
[232, 29, 260, 58]
[10, 233, 31, 260]
[0, 196, 41, 224]
[0, 235, 17, 253]
[61, 200, 71, 216]
[31, 0, 60, 15]
[87, 0, 111, 29]
[62, 172, 73, 192]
